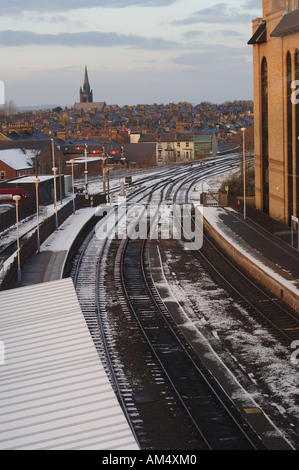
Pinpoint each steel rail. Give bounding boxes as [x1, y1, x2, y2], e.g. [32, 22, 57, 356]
[175, 188, 299, 344]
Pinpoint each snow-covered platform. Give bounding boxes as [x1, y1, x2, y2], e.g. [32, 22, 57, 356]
[0, 277, 139, 450]
[198, 206, 299, 312]
[21, 207, 96, 286]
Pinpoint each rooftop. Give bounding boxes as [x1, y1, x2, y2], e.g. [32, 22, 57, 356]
[0, 277, 139, 450]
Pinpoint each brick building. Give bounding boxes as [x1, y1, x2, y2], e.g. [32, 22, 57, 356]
[0, 140, 67, 180]
[139, 133, 194, 165]
[249, 0, 299, 224]
[0, 148, 34, 181]
[60, 142, 157, 172]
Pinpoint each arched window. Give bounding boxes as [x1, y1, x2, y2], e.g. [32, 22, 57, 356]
[296, 50, 299, 217]
[261, 57, 269, 215]
[287, 52, 293, 224]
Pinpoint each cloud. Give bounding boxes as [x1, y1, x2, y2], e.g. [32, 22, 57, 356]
[183, 31, 204, 39]
[172, 3, 256, 26]
[219, 30, 246, 37]
[242, 0, 262, 10]
[1, 0, 178, 15]
[171, 45, 251, 69]
[0, 29, 181, 50]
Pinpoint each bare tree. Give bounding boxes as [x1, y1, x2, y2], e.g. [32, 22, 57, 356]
[0, 100, 17, 124]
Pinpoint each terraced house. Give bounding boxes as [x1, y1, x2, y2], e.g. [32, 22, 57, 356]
[249, 0, 299, 224]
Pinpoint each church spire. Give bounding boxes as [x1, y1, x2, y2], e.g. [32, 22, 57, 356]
[80, 66, 93, 103]
[83, 66, 89, 91]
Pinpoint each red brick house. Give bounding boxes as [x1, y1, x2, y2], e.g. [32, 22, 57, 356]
[0, 148, 34, 181]
[0, 140, 67, 180]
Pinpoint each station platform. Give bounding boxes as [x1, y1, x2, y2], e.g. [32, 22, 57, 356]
[21, 207, 95, 286]
[198, 206, 299, 312]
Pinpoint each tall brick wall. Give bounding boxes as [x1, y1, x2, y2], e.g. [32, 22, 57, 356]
[251, 1, 299, 224]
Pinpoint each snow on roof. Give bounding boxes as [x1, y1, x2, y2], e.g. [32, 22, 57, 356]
[0, 148, 33, 170]
[0, 278, 139, 450]
[6, 175, 54, 184]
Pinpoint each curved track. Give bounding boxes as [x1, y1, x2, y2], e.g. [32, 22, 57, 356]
[172, 180, 299, 345]
[120, 235, 257, 450]
[70, 155, 272, 449]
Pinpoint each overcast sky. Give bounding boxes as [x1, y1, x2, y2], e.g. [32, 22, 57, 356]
[0, 0, 262, 108]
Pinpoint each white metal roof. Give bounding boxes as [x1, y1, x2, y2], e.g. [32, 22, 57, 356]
[0, 278, 139, 450]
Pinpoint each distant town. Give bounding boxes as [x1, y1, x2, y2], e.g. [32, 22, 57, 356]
[0, 68, 254, 175]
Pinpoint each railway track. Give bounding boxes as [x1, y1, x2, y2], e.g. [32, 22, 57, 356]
[194, 234, 299, 343]
[71, 186, 205, 449]
[70, 155, 291, 449]
[120, 235, 259, 450]
[173, 184, 299, 345]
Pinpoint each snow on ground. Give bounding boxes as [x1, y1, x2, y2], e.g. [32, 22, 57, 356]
[0, 195, 74, 277]
[197, 205, 299, 297]
[0, 161, 238, 282]
[40, 207, 95, 253]
[1, 159, 298, 445]
[156, 242, 299, 445]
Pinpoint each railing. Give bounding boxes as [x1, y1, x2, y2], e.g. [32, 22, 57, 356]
[228, 195, 296, 247]
[0, 196, 84, 291]
[0, 200, 36, 233]
[201, 191, 228, 207]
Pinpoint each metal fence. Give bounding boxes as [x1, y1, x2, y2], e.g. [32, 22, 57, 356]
[201, 191, 228, 207]
[228, 195, 295, 247]
[0, 200, 36, 233]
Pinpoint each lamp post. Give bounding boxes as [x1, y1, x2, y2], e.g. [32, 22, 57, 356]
[52, 166, 58, 230]
[100, 146, 126, 203]
[34, 177, 40, 252]
[101, 147, 106, 195]
[13, 195, 21, 285]
[101, 146, 108, 199]
[70, 159, 76, 214]
[84, 144, 89, 198]
[120, 146, 126, 166]
[242, 127, 246, 220]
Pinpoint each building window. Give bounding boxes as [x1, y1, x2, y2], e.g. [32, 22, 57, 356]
[290, 0, 299, 11]
[287, 52, 293, 224]
[0, 171, 5, 180]
[261, 57, 269, 215]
